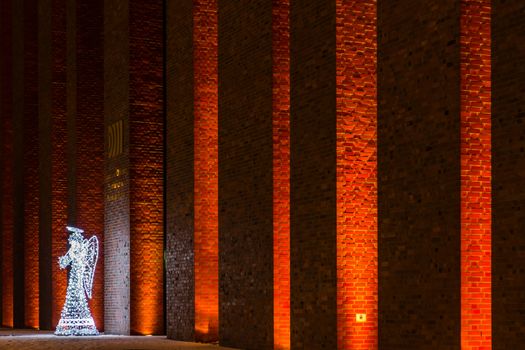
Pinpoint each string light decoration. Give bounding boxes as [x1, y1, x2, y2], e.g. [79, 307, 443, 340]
[55, 226, 99, 336]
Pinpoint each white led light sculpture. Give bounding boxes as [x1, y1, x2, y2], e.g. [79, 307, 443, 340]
[55, 226, 99, 336]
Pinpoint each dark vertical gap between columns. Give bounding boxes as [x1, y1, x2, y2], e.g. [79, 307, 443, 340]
[12, 0, 26, 329]
[162, 0, 168, 336]
[38, 0, 53, 331]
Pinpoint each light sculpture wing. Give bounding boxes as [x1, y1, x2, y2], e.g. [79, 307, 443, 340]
[83, 236, 99, 299]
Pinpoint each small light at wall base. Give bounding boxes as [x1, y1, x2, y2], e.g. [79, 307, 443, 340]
[356, 314, 367, 323]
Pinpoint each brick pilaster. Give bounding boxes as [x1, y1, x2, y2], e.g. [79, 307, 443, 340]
[218, 0, 274, 348]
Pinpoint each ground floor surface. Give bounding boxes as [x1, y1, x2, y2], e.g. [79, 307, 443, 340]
[0, 329, 237, 350]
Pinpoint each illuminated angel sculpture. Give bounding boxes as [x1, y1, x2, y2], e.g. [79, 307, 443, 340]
[55, 226, 99, 336]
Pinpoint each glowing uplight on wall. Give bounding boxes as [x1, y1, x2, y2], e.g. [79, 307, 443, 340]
[272, 0, 290, 349]
[336, 1, 377, 349]
[194, 0, 219, 342]
[460, 1, 491, 349]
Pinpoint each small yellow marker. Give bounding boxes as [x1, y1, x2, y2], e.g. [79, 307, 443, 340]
[356, 313, 367, 323]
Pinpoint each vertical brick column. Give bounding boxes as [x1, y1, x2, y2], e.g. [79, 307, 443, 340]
[49, 0, 68, 330]
[290, 0, 337, 349]
[336, 1, 377, 349]
[166, 0, 218, 341]
[23, 0, 39, 329]
[272, 0, 290, 349]
[66, 0, 77, 225]
[0, 0, 13, 328]
[12, 0, 25, 329]
[218, 0, 274, 348]
[492, 1, 525, 349]
[49, 0, 74, 330]
[378, 0, 461, 348]
[104, 0, 130, 335]
[76, 0, 104, 330]
[166, 0, 195, 341]
[460, 1, 491, 349]
[104, 0, 163, 336]
[37, 0, 53, 331]
[0, 30, 3, 327]
[129, 0, 164, 335]
[0, 7, 4, 325]
[194, 0, 219, 342]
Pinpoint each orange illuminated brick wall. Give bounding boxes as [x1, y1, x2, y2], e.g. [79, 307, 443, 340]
[460, 1, 491, 349]
[51, 0, 68, 330]
[1, 0, 14, 328]
[76, 0, 104, 331]
[129, 0, 164, 335]
[193, 0, 219, 342]
[272, 0, 290, 349]
[336, 1, 377, 349]
[23, 0, 39, 329]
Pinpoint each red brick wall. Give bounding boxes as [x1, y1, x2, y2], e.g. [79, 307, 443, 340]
[272, 1, 290, 349]
[11, 0, 24, 327]
[218, 1, 274, 347]
[460, 1, 491, 349]
[129, 0, 164, 335]
[492, 0, 525, 348]
[290, 0, 337, 348]
[165, 0, 195, 341]
[37, 0, 53, 331]
[76, 0, 104, 331]
[66, 0, 77, 225]
[194, 0, 219, 342]
[23, 0, 39, 329]
[378, 0, 461, 348]
[103, 0, 130, 335]
[0, 100, 2, 329]
[50, 0, 68, 329]
[336, 1, 377, 349]
[0, 0, 13, 328]
[0, 20, 2, 327]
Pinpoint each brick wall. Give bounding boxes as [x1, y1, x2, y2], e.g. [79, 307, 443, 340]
[104, 0, 164, 336]
[194, 0, 219, 342]
[378, 0, 461, 348]
[12, 0, 25, 328]
[104, 0, 130, 336]
[0, 0, 13, 328]
[460, 1, 492, 349]
[336, 1, 377, 349]
[23, 0, 40, 329]
[66, 0, 77, 226]
[37, 0, 53, 331]
[76, 0, 104, 331]
[1, 2, 525, 348]
[218, 1, 274, 348]
[290, 1, 337, 349]
[272, 0, 290, 349]
[165, 0, 195, 341]
[129, 0, 164, 335]
[492, 0, 525, 349]
[0, 3, 4, 325]
[165, 0, 219, 341]
[49, 0, 68, 330]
